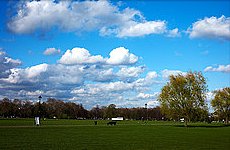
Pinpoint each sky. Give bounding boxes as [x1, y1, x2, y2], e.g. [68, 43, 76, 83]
[0, 0, 229, 109]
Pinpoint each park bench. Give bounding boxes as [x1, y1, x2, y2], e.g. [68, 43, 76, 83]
[107, 121, 116, 125]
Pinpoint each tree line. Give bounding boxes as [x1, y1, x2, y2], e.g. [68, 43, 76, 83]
[0, 72, 229, 126]
[0, 98, 164, 120]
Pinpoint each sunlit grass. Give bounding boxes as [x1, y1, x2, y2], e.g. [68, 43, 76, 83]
[0, 119, 229, 150]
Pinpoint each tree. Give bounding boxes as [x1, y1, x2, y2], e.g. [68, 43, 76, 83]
[105, 104, 117, 119]
[90, 105, 103, 119]
[158, 71, 208, 126]
[211, 87, 230, 124]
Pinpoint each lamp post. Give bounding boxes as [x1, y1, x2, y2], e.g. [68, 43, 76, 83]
[145, 103, 148, 121]
[38, 95, 42, 116]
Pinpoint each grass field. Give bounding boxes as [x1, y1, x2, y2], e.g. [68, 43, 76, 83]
[0, 119, 229, 150]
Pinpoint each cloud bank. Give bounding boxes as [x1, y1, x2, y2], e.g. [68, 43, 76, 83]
[0, 47, 161, 108]
[2, 47, 219, 108]
[7, 0, 169, 38]
[7, 1, 229, 41]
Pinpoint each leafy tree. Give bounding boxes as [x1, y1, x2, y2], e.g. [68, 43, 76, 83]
[21, 101, 33, 118]
[158, 71, 208, 126]
[105, 104, 117, 119]
[89, 105, 103, 119]
[0, 98, 11, 117]
[211, 87, 230, 124]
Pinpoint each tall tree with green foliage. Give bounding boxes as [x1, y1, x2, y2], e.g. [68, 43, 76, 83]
[158, 71, 208, 126]
[211, 87, 230, 124]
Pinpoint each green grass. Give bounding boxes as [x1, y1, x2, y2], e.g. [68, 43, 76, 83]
[0, 119, 229, 150]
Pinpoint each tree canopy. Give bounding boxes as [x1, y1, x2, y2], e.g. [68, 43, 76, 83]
[211, 87, 230, 124]
[158, 71, 208, 126]
[0, 98, 164, 120]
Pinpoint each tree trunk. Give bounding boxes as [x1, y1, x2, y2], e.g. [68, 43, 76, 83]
[225, 117, 229, 125]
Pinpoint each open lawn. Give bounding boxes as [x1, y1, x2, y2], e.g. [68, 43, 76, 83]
[0, 119, 229, 150]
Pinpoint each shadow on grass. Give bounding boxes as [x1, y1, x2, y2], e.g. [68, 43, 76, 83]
[174, 124, 230, 128]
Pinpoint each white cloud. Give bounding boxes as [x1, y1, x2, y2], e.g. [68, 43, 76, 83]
[146, 71, 158, 79]
[2, 68, 21, 83]
[147, 100, 160, 108]
[18, 90, 44, 96]
[117, 66, 144, 78]
[188, 15, 230, 40]
[71, 89, 86, 95]
[1, 64, 84, 89]
[59, 47, 104, 65]
[117, 21, 166, 37]
[106, 47, 138, 65]
[69, 70, 160, 106]
[137, 93, 155, 99]
[25, 63, 48, 78]
[83, 66, 115, 82]
[2, 63, 48, 83]
[166, 28, 181, 37]
[8, 1, 69, 34]
[8, 0, 170, 38]
[204, 64, 230, 73]
[43, 48, 61, 55]
[0, 50, 21, 78]
[45, 64, 84, 85]
[59, 47, 138, 66]
[0, 49, 161, 108]
[161, 69, 186, 79]
[133, 71, 159, 89]
[84, 81, 137, 95]
[136, 92, 160, 108]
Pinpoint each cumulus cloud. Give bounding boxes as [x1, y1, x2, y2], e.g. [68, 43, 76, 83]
[166, 28, 181, 37]
[87, 81, 135, 94]
[43, 64, 84, 85]
[2, 63, 48, 83]
[24, 63, 48, 78]
[80, 65, 115, 82]
[7, 0, 170, 38]
[146, 71, 158, 79]
[161, 69, 186, 79]
[117, 66, 145, 78]
[188, 15, 230, 40]
[204, 64, 230, 73]
[106, 47, 138, 65]
[43, 48, 61, 55]
[69, 70, 159, 107]
[0, 48, 161, 108]
[0, 51, 21, 78]
[59, 47, 138, 66]
[59, 48, 104, 65]
[117, 21, 166, 38]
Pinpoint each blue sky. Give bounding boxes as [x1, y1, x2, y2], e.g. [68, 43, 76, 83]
[0, 0, 229, 109]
